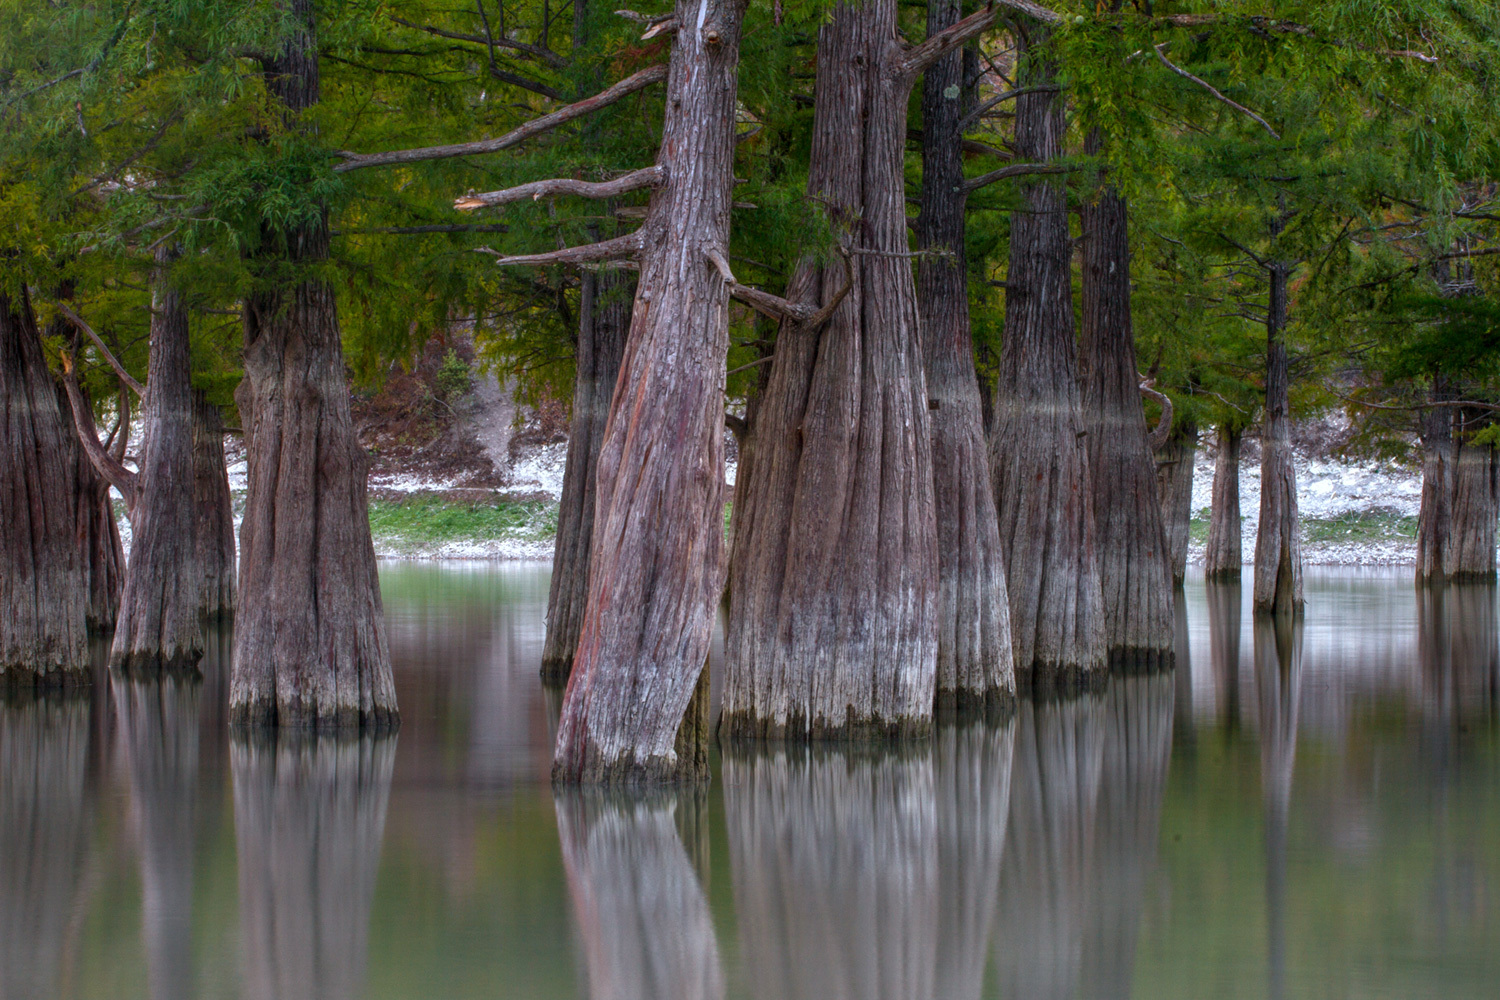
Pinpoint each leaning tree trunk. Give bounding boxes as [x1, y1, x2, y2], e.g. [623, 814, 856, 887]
[1079, 182, 1173, 671]
[551, 0, 744, 783]
[1154, 419, 1196, 588]
[66, 409, 126, 632]
[1446, 416, 1498, 582]
[231, 0, 397, 729]
[917, 0, 1014, 715]
[990, 32, 1105, 690]
[541, 268, 631, 685]
[192, 392, 236, 619]
[1204, 424, 1243, 580]
[0, 288, 92, 686]
[1415, 383, 1454, 585]
[1253, 263, 1303, 614]
[111, 258, 203, 674]
[723, 0, 947, 741]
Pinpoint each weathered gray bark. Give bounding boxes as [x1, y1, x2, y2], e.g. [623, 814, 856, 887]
[989, 31, 1105, 691]
[552, 0, 743, 783]
[192, 392, 237, 619]
[1154, 420, 1196, 589]
[542, 269, 631, 685]
[1205, 424, 1243, 580]
[555, 789, 723, 1000]
[1414, 380, 1454, 584]
[722, 0, 943, 741]
[917, 0, 1014, 716]
[231, 0, 397, 729]
[1446, 417, 1497, 582]
[115, 676, 202, 1000]
[1253, 263, 1303, 614]
[69, 412, 127, 631]
[0, 693, 93, 999]
[1, 288, 93, 686]
[110, 258, 203, 674]
[1079, 183, 1174, 671]
[991, 693, 1105, 1000]
[724, 746, 937, 1000]
[232, 732, 396, 1000]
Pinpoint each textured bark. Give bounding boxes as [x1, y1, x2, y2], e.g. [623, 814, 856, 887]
[990, 33, 1105, 690]
[555, 789, 723, 1000]
[991, 693, 1105, 1000]
[551, 0, 744, 784]
[111, 259, 204, 674]
[1253, 265, 1303, 614]
[1414, 382, 1454, 584]
[1204, 424, 1243, 580]
[192, 392, 237, 619]
[231, 0, 397, 729]
[723, 0, 939, 741]
[232, 732, 396, 1000]
[69, 412, 126, 631]
[541, 268, 631, 685]
[115, 676, 202, 1000]
[1446, 419, 1497, 582]
[0, 288, 93, 686]
[1154, 421, 1196, 589]
[1079, 183, 1173, 670]
[724, 746, 937, 1000]
[0, 693, 93, 1000]
[917, 0, 1015, 716]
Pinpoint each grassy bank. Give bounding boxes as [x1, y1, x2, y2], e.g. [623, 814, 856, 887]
[1190, 509, 1418, 546]
[368, 494, 559, 555]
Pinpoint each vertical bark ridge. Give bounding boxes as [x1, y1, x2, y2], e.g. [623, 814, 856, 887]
[1445, 416, 1497, 582]
[918, 0, 1015, 717]
[1252, 263, 1303, 614]
[551, 0, 744, 784]
[192, 391, 237, 619]
[1204, 424, 1243, 580]
[989, 31, 1105, 691]
[1154, 420, 1196, 589]
[1415, 379, 1454, 585]
[722, 0, 939, 742]
[1079, 182, 1173, 671]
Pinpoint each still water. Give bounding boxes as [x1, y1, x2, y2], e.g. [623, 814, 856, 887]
[4, 565, 1498, 999]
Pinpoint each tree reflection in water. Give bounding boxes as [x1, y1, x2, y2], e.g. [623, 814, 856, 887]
[554, 788, 722, 1000]
[0, 693, 94, 1000]
[232, 731, 396, 1000]
[1253, 614, 1302, 1000]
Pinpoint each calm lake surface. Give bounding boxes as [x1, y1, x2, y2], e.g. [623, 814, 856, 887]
[5, 565, 1499, 999]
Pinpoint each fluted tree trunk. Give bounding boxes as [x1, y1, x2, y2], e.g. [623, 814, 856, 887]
[1, 288, 93, 686]
[231, 0, 397, 728]
[1205, 424, 1243, 580]
[917, 0, 1014, 715]
[192, 392, 236, 619]
[1415, 384, 1454, 584]
[1253, 262, 1303, 614]
[1079, 181, 1173, 670]
[1154, 420, 1196, 588]
[1446, 414, 1497, 582]
[542, 268, 631, 685]
[990, 28, 1105, 690]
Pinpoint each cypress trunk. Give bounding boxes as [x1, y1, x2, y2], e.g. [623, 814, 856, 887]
[69, 416, 126, 631]
[192, 392, 237, 619]
[1204, 424, 1243, 580]
[723, 0, 939, 741]
[0, 288, 92, 686]
[1252, 264, 1303, 614]
[1446, 417, 1497, 582]
[990, 33, 1105, 689]
[541, 268, 631, 685]
[231, 0, 397, 729]
[551, 0, 744, 783]
[111, 259, 203, 674]
[555, 789, 723, 999]
[1154, 420, 1196, 588]
[917, 0, 1015, 715]
[1415, 383, 1454, 584]
[1079, 184, 1173, 670]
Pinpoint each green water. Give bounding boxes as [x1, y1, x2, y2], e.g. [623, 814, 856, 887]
[3, 564, 1498, 999]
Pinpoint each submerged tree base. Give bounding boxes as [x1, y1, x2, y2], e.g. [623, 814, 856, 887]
[229, 700, 400, 733]
[1106, 646, 1175, 676]
[934, 686, 1018, 726]
[113, 648, 203, 679]
[718, 708, 933, 745]
[1016, 660, 1110, 700]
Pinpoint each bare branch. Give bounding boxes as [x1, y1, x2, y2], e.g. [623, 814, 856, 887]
[58, 353, 140, 508]
[455, 165, 664, 210]
[1139, 378, 1175, 452]
[334, 64, 668, 173]
[53, 301, 145, 397]
[726, 355, 775, 377]
[1154, 43, 1279, 138]
[488, 231, 644, 267]
[964, 161, 1069, 193]
[332, 223, 513, 236]
[957, 84, 1060, 131]
[388, 14, 567, 67]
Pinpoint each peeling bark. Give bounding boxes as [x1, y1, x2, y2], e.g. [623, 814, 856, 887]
[723, 0, 940, 741]
[551, 0, 744, 784]
[1204, 424, 1243, 580]
[231, 0, 397, 729]
[193, 392, 237, 619]
[1079, 181, 1173, 670]
[918, 0, 1015, 716]
[1252, 264, 1303, 614]
[1154, 420, 1196, 589]
[989, 31, 1105, 690]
